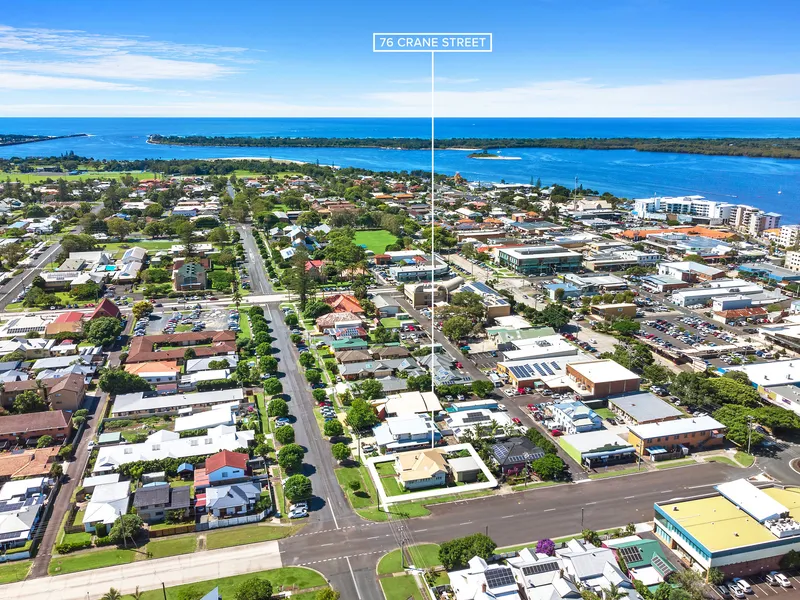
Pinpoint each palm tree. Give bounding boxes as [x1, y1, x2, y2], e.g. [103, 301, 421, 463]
[231, 282, 242, 311]
[131, 586, 143, 600]
[102, 588, 123, 600]
[602, 583, 626, 600]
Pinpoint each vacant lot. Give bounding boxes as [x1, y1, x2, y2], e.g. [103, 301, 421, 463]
[353, 230, 398, 253]
[146, 536, 197, 559]
[205, 524, 298, 549]
[48, 548, 138, 575]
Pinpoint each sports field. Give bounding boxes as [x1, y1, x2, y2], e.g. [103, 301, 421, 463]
[353, 230, 398, 253]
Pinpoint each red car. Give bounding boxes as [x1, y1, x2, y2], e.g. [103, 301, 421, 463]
[512, 417, 522, 425]
[527, 404, 536, 410]
[455, 362, 463, 369]
[550, 429, 563, 437]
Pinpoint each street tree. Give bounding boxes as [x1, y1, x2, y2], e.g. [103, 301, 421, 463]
[267, 398, 289, 417]
[277, 443, 305, 472]
[284, 474, 313, 503]
[331, 442, 351, 463]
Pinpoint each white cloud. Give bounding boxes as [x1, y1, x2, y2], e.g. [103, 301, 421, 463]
[0, 72, 147, 91]
[365, 73, 800, 117]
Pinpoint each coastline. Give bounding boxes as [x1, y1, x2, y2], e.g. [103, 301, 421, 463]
[470, 155, 522, 160]
[208, 156, 309, 166]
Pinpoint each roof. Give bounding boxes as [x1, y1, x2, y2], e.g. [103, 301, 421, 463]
[722, 359, 800, 387]
[567, 360, 639, 384]
[383, 391, 442, 416]
[0, 410, 69, 436]
[53, 311, 85, 323]
[205, 449, 248, 474]
[560, 430, 634, 454]
[629, 415, 726, 440]
[205, 482, 260, 510]
[124, 361, 180, 376]
[133, 483, 191, 510]
[126, 330, 236, 363]
[324, 294, 364, 314]
[111, 388, 244, 415]
[609, 393, 683, 423]
[396, 449, 449, 482]
[0, 447, 58, 478]
[90, 298, 121, 320]
[491, 436, 545, 466]
[716, 479, 788, 523]
[657, 485, 800, 552]
[174, 404, 236, 432]
[47, 373, 85, 395]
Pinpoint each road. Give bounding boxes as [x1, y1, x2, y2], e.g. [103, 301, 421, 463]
[29, 391, 108, 578]
[6, 540, 282, 600]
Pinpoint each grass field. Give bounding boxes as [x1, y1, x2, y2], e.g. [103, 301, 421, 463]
[0, 171, 158, 183]
[353, 230, 398, 253]
[654, 459, 697, 470]
[380, 574, 423, 600]
[205, 524, 298, 550]
[0, 560, 31, 583]
[378, 544, 441, 574]
[99, 240, 178, 258]
[48, 548, 138, 575]
[594, 408, 616, 420]
[706, 456, 738, 467]
[121, 567, 327, 600]
[380, 317, 402, 329]
[588, 466, 643, 479]
[335, 465, 378, 510]
[735, 451, 755, 467]
[146, 536, 197, 559]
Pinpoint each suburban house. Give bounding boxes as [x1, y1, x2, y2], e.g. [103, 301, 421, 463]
[44, 311, 85, 337]
[605, 537, 675, 587]
[202, 481, 261, 518]
[490, 437, 545, 476]
[0, 448, 59, 480]
[549, 401, 602, 434]
[339, 357, 420, 381]
[394, 449, 450, 490]
[323, 294, 364, 314]
[126, 331, 237, 364]
[124, 361, 181, 385]
[315, 311, 363, 332]
[83, 480, 131, 532]
[133, 483, 191, 524]
[372, 414, 441, 453]
[376, 391, 442, 418]
[111, 388, 246, 418]
[0, 476, 48, 554]
[0, 411, 72, 446]
[205, 450, 250, 484]
[90, 298, 122, 320]
[449, 556, 523, 600]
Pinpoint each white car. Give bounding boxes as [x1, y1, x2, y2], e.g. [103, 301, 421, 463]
[769, 572, 792, 588]
[732, 578, 752, 594]
[289, 502, 308, 512]
[288, 507, 308, 519]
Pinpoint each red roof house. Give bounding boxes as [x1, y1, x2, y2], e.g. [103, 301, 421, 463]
[323, 294, 364, 314]
[90, 298, 121, 320]
[204, 450, 250, 484]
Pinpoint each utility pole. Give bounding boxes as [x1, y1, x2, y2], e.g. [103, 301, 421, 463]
[747, 415, 754, 455]
[581, 507, 584, 530]
[399, 524, 406, 569]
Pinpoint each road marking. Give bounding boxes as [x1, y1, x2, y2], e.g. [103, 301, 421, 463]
[366, 536, 380, 540]
[624, 496, 636, 500]
[346, 556, 362, 600]
[327, 497, 340, 530]
[501, 515, 514, 519]
[585, 502, 597, 505]
[460, 521, 473, 525]
[661, 490, 673, 493]
[543, 508, 556, 512]
[416, 529, 428, 532]
[319, 543, 333, 547]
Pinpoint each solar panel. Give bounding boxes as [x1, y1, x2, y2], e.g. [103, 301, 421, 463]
[485, 567, 516, 589]
[550, 361, 561, 371]
[533, 364, 546, 376]
[541, 363, 554, 376]
[651, 555, 673, 577]
[463, 412, 489, 424]
[0, 531, 22, 541]
[522, 562, 560, 576]
[619, 546, 643, 564]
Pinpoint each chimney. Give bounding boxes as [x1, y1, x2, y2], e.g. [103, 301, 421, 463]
[482, 583, 487, 593]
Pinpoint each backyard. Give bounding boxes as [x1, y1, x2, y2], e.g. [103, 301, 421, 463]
[353, 229, 398, 254]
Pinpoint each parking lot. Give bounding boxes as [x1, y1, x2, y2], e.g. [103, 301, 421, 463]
[710, 573, 800, 600]
[140, 305, 234, 336]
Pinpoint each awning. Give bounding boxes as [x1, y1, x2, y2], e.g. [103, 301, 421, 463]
[646, 446, 667, 455]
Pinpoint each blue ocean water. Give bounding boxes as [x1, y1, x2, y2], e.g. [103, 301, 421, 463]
[1, 118, 799, 221]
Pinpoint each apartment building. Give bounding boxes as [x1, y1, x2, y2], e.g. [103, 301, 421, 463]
[632, 196, 736, 223]
[734, 205, 782, 236]
[496, 245, 582, 275]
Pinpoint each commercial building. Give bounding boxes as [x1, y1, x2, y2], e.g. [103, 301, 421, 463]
[738, 262, 800, 284]
[497, 245, 582, 275]
[590, 303, 638, 322]
[654, 479, 800, 576]
[608, 393, 683, 425]
[785, 251, 800, 273]
[658, 261, 725, 283]
[628, 415, 726, 456]
[644, 233, 733, 259]
[671, 279, 785, 308]
[501, 335, 579, 363]
[174, 262, 207, 291]
[403, 277, 464, 307]
[734, 205, 781, 236]
[583, 248, 661, 272]
[498, 354, 590, 390]
[565, 360, 641, 399]
[559, 430, 636, 469]
[458, 281, 512, 318]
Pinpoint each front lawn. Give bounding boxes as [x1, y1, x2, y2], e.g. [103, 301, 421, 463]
[121, 567, 326, 600]
[594, 408, 616, 420]
[706, 456, 738, 467]
[375, 461, 396, 476]
[48, 548, 138, 575]
[735, 452, 755, 467]
[205, 524, 298, 550]
[380, 574, 423, 600]
[380, 317, 402, 329]
[382, 475, 411, 497]
[335, 465, 378, 510]
[378, 544, 441, 574]
[654, 459, 697, 470]
[353, 230, 398, 254]
[0, 560, 31, 583]
[146, 536, 197, 558]
[588, 466, 643, 480]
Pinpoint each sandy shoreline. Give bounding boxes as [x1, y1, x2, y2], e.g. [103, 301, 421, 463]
[208, 156, 308, 165]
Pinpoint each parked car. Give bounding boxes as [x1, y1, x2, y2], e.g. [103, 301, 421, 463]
[288, 507, 308, 519]
[732, 578, 752, 594]
[550, 429, 563, 437]
[768, 572, 791, 588]
[716, 585, 731, 599]
[512, 417, 522, 425]
[276, 417, 291, 425]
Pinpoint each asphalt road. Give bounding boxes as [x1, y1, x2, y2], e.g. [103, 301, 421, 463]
[29, 391, 108, 578]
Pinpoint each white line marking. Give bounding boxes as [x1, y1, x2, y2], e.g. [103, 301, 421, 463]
[346, 556, 362, 600]
[416, 529, 428, 532]
[320, 543, 333, 547]
[624, 496, 636, 500]
[543, 508, 556, 512]
[501, 515, 514, 519]
[366, 536, 380, 540]
[586, 502, 597, 505]
[327, 497, 340, 529]
[460, 521, 473, 525]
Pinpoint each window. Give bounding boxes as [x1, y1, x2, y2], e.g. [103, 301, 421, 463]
[205, 438, 213, 444]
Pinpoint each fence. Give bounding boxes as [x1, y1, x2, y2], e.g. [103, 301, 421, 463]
[148, 524, 196, 538]
[195, 509, 269, 531]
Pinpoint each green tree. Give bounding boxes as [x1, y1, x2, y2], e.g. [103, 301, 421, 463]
[442, 316, 472, 341]
[331, 442, 351, 463]
[643, 363, 671, 387]
[108, 514, 143, 547]
[263, 378, 283, 396]
[106, 217, 132, 241]
[582, 529, 602, 546]
[102, 589, 123, 600]
[131, 301, 154, 320]
[472, 380, 494, 398]
[234, 577, 273, 600]
[260, 356, 279, 374]
[277, 443, 305, 472]
[346, 398, 379, 431]
[208, 226, 231, 245]
[707, 377, 760, 407]
[36, 435, 54, 448]
[707, 568, 724, 585]
[438, 533, 497, 570]
[99, 368, 152, 395]
[299, 352, 316, 368]
[275, 425, 295, 445]
[70, 281, 101, 300]
[267, 398, 289, 418]
[611, 319, 640, 336]
[85, 317, 123, 346]
[324, 419, 344, 438]
[356, 378, 383, 401]
[13, 390, 47, 414]
[305, 369, 322, 384]
[282, 246, 314, 310]
[142, 267, 170, 283]
[284, 474, 313, 503]
[315, 589, 341, 600]
[532, 454, 566, 481]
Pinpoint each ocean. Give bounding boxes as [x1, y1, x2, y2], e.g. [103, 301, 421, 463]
[1, 117, 799, 222]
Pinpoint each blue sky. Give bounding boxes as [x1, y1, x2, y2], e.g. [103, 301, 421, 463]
[0, 0, 798, 117]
